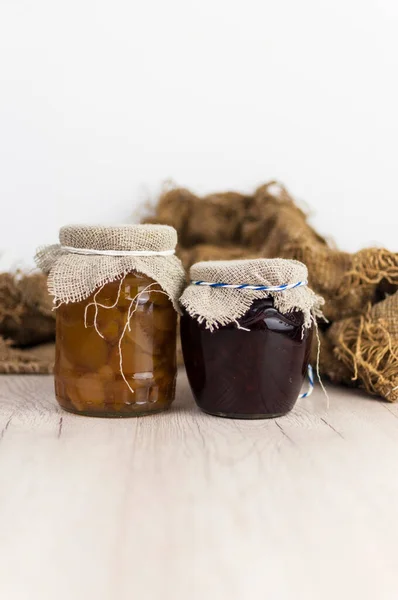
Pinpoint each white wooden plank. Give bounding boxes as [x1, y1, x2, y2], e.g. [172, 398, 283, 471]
[0, 373, 397, 600]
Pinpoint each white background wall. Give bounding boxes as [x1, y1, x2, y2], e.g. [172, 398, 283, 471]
[0, 0, 397, 270]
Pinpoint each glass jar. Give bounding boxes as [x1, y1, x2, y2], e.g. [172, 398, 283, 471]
[55, 272, 177, 417]
[181, 298, 313, 419]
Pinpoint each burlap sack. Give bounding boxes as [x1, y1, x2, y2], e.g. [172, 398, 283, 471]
[0, 272, 55, 346]
[180, 258, 324, 331]
[0, 338, 54, 374]
[0, 271, 55, 374]
[35, 224, 186, 311]
[146, 181, 398, 401]
[328, 292, 398, 402]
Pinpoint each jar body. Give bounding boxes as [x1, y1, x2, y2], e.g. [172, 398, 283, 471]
[180, 299, 313, 419]
[54, 273, 177, 417]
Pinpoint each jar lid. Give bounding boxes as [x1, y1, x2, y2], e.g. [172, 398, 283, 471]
[180, 258, 324, 331]
[190, 258, 307, 287]
[59, 224, 177, 253]
[35, 224, 185, 310]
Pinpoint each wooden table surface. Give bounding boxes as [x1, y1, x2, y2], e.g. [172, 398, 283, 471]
[0, 371, 397, 600]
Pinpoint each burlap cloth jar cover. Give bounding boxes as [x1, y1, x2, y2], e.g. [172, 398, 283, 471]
[35, 224, 185, 309]
[180, 258, 324, 331]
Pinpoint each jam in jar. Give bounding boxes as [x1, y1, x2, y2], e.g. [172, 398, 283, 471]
[181, 298, 313, 419]
[55, 273, 177, 417]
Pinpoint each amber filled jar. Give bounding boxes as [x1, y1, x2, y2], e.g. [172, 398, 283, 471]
[36, 224, 185, 417]
[55, 273, 177, 416]
[180, 259, 323, 419]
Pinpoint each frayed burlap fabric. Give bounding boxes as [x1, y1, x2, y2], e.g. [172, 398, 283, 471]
[36, 224, 186, 311]
[0, 271, 55, 373]
[180, 258, 324, 331]
[0, 338, 54, 374]
[146, 181, 398, 401]
[328, 292, 398, 402]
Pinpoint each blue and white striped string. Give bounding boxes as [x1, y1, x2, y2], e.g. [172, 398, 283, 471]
[299, 364, 314, 399]
[191, 278, 314, 400]
[191, 280, 308, 292]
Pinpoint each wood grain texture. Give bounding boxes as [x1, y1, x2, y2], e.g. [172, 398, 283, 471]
[0, 372, 397, 600]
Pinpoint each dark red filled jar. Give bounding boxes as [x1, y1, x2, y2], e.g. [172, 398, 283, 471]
[179, 259, 323, 419]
